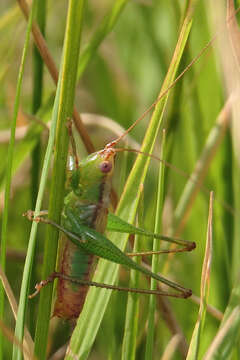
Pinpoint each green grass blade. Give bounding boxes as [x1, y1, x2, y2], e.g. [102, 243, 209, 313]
[0, 2, 37, 359]
[2, 0, 240, 358]
[31, 0, 46, 207]
[29, 0, 46, 336]
[33, 2, 86, 359]
[121, 188, 143, 360]
[145, 130, 166, 360]
[65, 4, 195, 359]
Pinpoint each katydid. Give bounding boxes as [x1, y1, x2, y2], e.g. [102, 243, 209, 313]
[27, 127, 196, 320]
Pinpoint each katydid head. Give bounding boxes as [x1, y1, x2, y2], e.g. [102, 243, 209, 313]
[67, 118, 116, 199]
[69, 148, 115, 202]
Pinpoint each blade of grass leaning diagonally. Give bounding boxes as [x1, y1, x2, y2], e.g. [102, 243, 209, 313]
[186, 192, 213, 360]
[65, 3, 197, 359]
[13, 1, 86, 360]
[161, 334, 182, 360]
[0, 1, 37, 360]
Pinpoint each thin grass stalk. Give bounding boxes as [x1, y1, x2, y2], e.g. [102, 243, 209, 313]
[66, 4, 195, 359]
[121, 188, 144, 360]
[33, 2, 86, 359]
[31, 0, 46, 208]
[29, 0, 46, 336]
[0, 2, 37, 359]
[145, 130, 166, 359]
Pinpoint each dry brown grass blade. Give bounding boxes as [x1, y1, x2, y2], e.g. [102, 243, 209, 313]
[161, 334, 182, 360]
[48, 343, 68, 360]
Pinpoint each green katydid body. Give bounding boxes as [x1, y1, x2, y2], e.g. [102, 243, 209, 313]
[52, 145, 194, 320]
[54, 148, 115, 319]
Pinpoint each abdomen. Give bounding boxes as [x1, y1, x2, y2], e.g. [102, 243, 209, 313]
[53, 234, 94, 320]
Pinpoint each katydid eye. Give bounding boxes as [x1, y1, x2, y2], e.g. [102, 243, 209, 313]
[100, 161, 112, 173]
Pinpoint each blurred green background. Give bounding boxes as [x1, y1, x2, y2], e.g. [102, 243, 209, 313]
[0, 1, 240, 359]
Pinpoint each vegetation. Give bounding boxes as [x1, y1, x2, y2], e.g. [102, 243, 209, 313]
[0, 1, 240, 359]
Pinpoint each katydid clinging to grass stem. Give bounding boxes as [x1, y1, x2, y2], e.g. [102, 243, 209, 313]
[26, 118, 196, 320]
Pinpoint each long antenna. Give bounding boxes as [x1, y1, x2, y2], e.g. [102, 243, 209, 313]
[106, 5, 240, 148]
